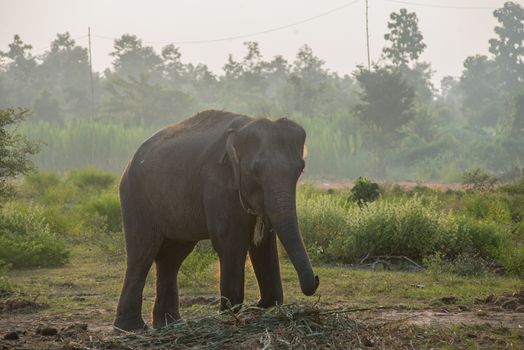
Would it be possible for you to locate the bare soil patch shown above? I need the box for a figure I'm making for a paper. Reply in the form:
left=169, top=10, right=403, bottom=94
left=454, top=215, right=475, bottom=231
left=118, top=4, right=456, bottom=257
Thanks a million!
left=0, top=298, right=47, bottom=314
left=0, top=299, right=522, bottom=349
left=305, top=179, right=464, bottom=192
left=477, top=288, right=524, bottom=312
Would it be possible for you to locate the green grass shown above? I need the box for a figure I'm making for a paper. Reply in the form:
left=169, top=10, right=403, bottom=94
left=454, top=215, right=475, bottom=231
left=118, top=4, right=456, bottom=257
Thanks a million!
left=5, top=246, right=521, bottom=325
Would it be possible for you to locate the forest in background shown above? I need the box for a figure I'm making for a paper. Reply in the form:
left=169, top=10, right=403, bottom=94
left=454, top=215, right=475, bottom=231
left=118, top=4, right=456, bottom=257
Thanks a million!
left=1, top=2, right=524, bottom=181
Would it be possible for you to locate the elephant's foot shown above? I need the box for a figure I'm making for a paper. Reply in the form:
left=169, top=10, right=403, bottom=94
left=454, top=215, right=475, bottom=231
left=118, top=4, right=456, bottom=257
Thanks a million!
left=152, top=311, right=180, bottom=329
left=113, top=314, right=147, bottom=332
left=257, top=297, right=283, bottom=308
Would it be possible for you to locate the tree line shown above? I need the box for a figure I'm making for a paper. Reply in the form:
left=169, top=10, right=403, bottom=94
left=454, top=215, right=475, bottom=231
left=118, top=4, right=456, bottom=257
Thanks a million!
left=1, top=2, right=523, bottom=180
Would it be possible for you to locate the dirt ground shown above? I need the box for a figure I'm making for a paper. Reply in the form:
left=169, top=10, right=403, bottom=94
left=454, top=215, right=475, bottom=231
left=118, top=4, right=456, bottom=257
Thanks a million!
left=1, top=291, right=523, bottom=349
left=305, top=179, right=464, bottom=192
left=0, top=246, right=522, bottom=349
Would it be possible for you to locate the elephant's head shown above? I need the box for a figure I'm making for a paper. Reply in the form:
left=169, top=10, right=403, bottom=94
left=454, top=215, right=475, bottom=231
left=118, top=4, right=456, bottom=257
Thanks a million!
left=224, top=118, right=319, bottom=296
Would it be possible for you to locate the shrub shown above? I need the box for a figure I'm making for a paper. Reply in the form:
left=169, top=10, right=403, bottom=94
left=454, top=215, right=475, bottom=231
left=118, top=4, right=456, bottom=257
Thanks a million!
left=23, top=171, right=60, bottom=196
left=462, top=168, right=498, bottom=192
left=296, top=190, right=505, bottom=265
left=461, top=193, right=512, bottom=223
left=67, top=168, right=117, bottom=192
left=423, top=252, right=490, bottom=276
left=81, top=192, right=122, bottom=233
left=0, top=108, right=39, bottom=199
left=0, top=259, right=11, bottom=295
left=329, top=197, right=447, bottom=262
left=499, top=176, right=524, bottom=195
left=348, top=177, right=380, bottom=205
left=0, top=202, right=69, bottom=268
left=179, top=243, right=216, bottom=287
left=83, top=213, right=125, bottom=258
left=296, top=188, right=349, bottom=261
left=497, top=244, right=524, bottom=277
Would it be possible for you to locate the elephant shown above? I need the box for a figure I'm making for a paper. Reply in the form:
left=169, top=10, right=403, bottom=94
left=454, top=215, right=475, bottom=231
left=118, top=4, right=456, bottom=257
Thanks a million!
left=113, top=110, right=319, bottom=331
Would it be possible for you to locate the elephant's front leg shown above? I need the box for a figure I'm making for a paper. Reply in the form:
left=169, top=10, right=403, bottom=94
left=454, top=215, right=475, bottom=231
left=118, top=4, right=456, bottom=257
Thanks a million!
left=249, top=229, right=283, bottom=307
left=205, top=187, right=254, bottom=311
left=214, top=234, right=250, bottom=311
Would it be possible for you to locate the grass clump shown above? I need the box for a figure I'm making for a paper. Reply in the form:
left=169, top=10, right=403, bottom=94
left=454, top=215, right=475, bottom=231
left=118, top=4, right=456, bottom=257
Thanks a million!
left=0, top=202, right=69, bottom=268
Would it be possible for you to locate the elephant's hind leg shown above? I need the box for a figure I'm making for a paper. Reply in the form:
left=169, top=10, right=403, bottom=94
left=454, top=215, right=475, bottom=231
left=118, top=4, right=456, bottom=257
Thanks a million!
left=152, top=239, right=197, bottom=329
left=114, top=227, right=163, bottom=331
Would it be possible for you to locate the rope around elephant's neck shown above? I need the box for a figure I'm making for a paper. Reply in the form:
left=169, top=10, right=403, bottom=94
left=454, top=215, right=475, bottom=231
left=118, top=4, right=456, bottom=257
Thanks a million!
left=238, top=190, right=257, bottom=216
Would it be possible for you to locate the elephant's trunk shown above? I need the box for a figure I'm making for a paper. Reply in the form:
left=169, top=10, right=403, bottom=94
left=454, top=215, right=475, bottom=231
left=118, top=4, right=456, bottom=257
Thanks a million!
left=265, top=187, right=319, bottom=296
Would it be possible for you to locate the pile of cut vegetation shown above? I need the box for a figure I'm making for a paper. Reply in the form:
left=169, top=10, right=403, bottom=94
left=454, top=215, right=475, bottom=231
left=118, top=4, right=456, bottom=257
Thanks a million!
left=90, top=304, right=479, bottom=349
left=95, top=304, right=377, bottom=349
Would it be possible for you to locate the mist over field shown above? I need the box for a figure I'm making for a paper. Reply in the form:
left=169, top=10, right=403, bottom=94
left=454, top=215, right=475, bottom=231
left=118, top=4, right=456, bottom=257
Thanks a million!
left=0, top=0, right=522, bottom=181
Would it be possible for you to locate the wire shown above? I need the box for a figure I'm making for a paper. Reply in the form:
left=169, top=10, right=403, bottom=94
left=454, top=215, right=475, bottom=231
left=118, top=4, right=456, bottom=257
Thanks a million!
left=91, top=0, right=363, bottom=45
left=383, top=0, right=498, bottom=10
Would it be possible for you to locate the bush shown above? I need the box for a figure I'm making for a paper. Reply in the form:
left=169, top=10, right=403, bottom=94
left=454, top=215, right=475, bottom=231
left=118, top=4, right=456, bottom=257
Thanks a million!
left=296, top=190, right=505, bottom=265
left=23, top=171, right=60, bottom=196
left=462, top=168, right=498, bottom=192
left=81, top=192, right=122, bottom=233
left=461, top=193, right=512, bottom=223
left=329, top=197, right=448, bottom=262
left=297, top=187, right=349, bottom=261
left=497, top=244, right=524, bottom=277
left=499, top=176, right=524, bottom=195
left=67, top=168, right=117, bottom=192
left=80, top=210, right=125, bottom=259
left=0, top=259, right=11, bottom=295
left=348, top=177, right=380, bottom=205
left=179, top=242, right=216, bottom=287
left=423, top=252, right=490, bottom=276
left=0, top=202, right=69, bottom=268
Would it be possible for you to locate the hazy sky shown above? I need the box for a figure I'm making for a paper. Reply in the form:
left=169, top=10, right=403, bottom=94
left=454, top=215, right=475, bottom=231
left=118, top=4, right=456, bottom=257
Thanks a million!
left=0, top=0, right=513, bottom=85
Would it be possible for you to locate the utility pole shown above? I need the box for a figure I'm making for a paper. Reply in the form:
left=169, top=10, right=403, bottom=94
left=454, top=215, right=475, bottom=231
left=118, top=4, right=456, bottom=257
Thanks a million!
left=88, top=27, right=95, bottom=121
left=365, top=0, right=371, bottom=70
left=88, top=27, right=95, bottom=165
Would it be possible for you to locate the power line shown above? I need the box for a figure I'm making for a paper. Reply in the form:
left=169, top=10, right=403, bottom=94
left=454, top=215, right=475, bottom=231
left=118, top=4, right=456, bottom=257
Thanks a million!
left=383, top=0, right=498, bottom=10
left=32, top=35, right=88, bottom=54
left=91, top=0, right=363, bottom=45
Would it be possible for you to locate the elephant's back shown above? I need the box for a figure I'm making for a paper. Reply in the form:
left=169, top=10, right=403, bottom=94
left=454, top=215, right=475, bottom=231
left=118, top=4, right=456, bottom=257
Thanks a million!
left=135, top=110, right=249, bottom=161
left=119, top=110, right=251, bottom=237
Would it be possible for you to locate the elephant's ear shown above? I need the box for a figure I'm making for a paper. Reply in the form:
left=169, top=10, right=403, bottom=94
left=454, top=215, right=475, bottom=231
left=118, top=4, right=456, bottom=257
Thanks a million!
left=222, top=129, right=240, bottom=190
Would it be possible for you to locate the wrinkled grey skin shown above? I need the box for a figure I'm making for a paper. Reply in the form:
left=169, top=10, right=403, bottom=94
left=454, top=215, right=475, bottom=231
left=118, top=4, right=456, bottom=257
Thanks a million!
left=114, top=110, right=319, bottom=331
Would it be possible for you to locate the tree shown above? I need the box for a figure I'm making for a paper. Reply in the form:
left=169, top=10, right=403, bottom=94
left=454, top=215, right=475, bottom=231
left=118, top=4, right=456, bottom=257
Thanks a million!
left=286, top=45, right=332, bottom=115
left=32, top=90, right=63, bottom=122
left=489, top=1, right=524, bottom=89
left=0, top=35, right=36, bottom=78
left=0, top=35, right=37, bottom=109
left=511, top=89, right=524, bottom=137
left=102, top=74, right=192, bottom=124
left=109, top=34, right=162, bottom=80
left=459, top=55, right=505, bottom=127
left=354, top=65, right=415, bottom=177
left=161, top=44, right=185, bottom=83
left=0, top=109, right=38, bottom=198
left=383, top=9, right=426, bottom=67
left=39, top=32, right=92, bottom=119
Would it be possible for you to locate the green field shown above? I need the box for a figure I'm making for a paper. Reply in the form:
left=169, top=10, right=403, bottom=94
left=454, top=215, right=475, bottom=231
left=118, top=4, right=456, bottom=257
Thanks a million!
left=1, top=170, right=523, bottom=349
